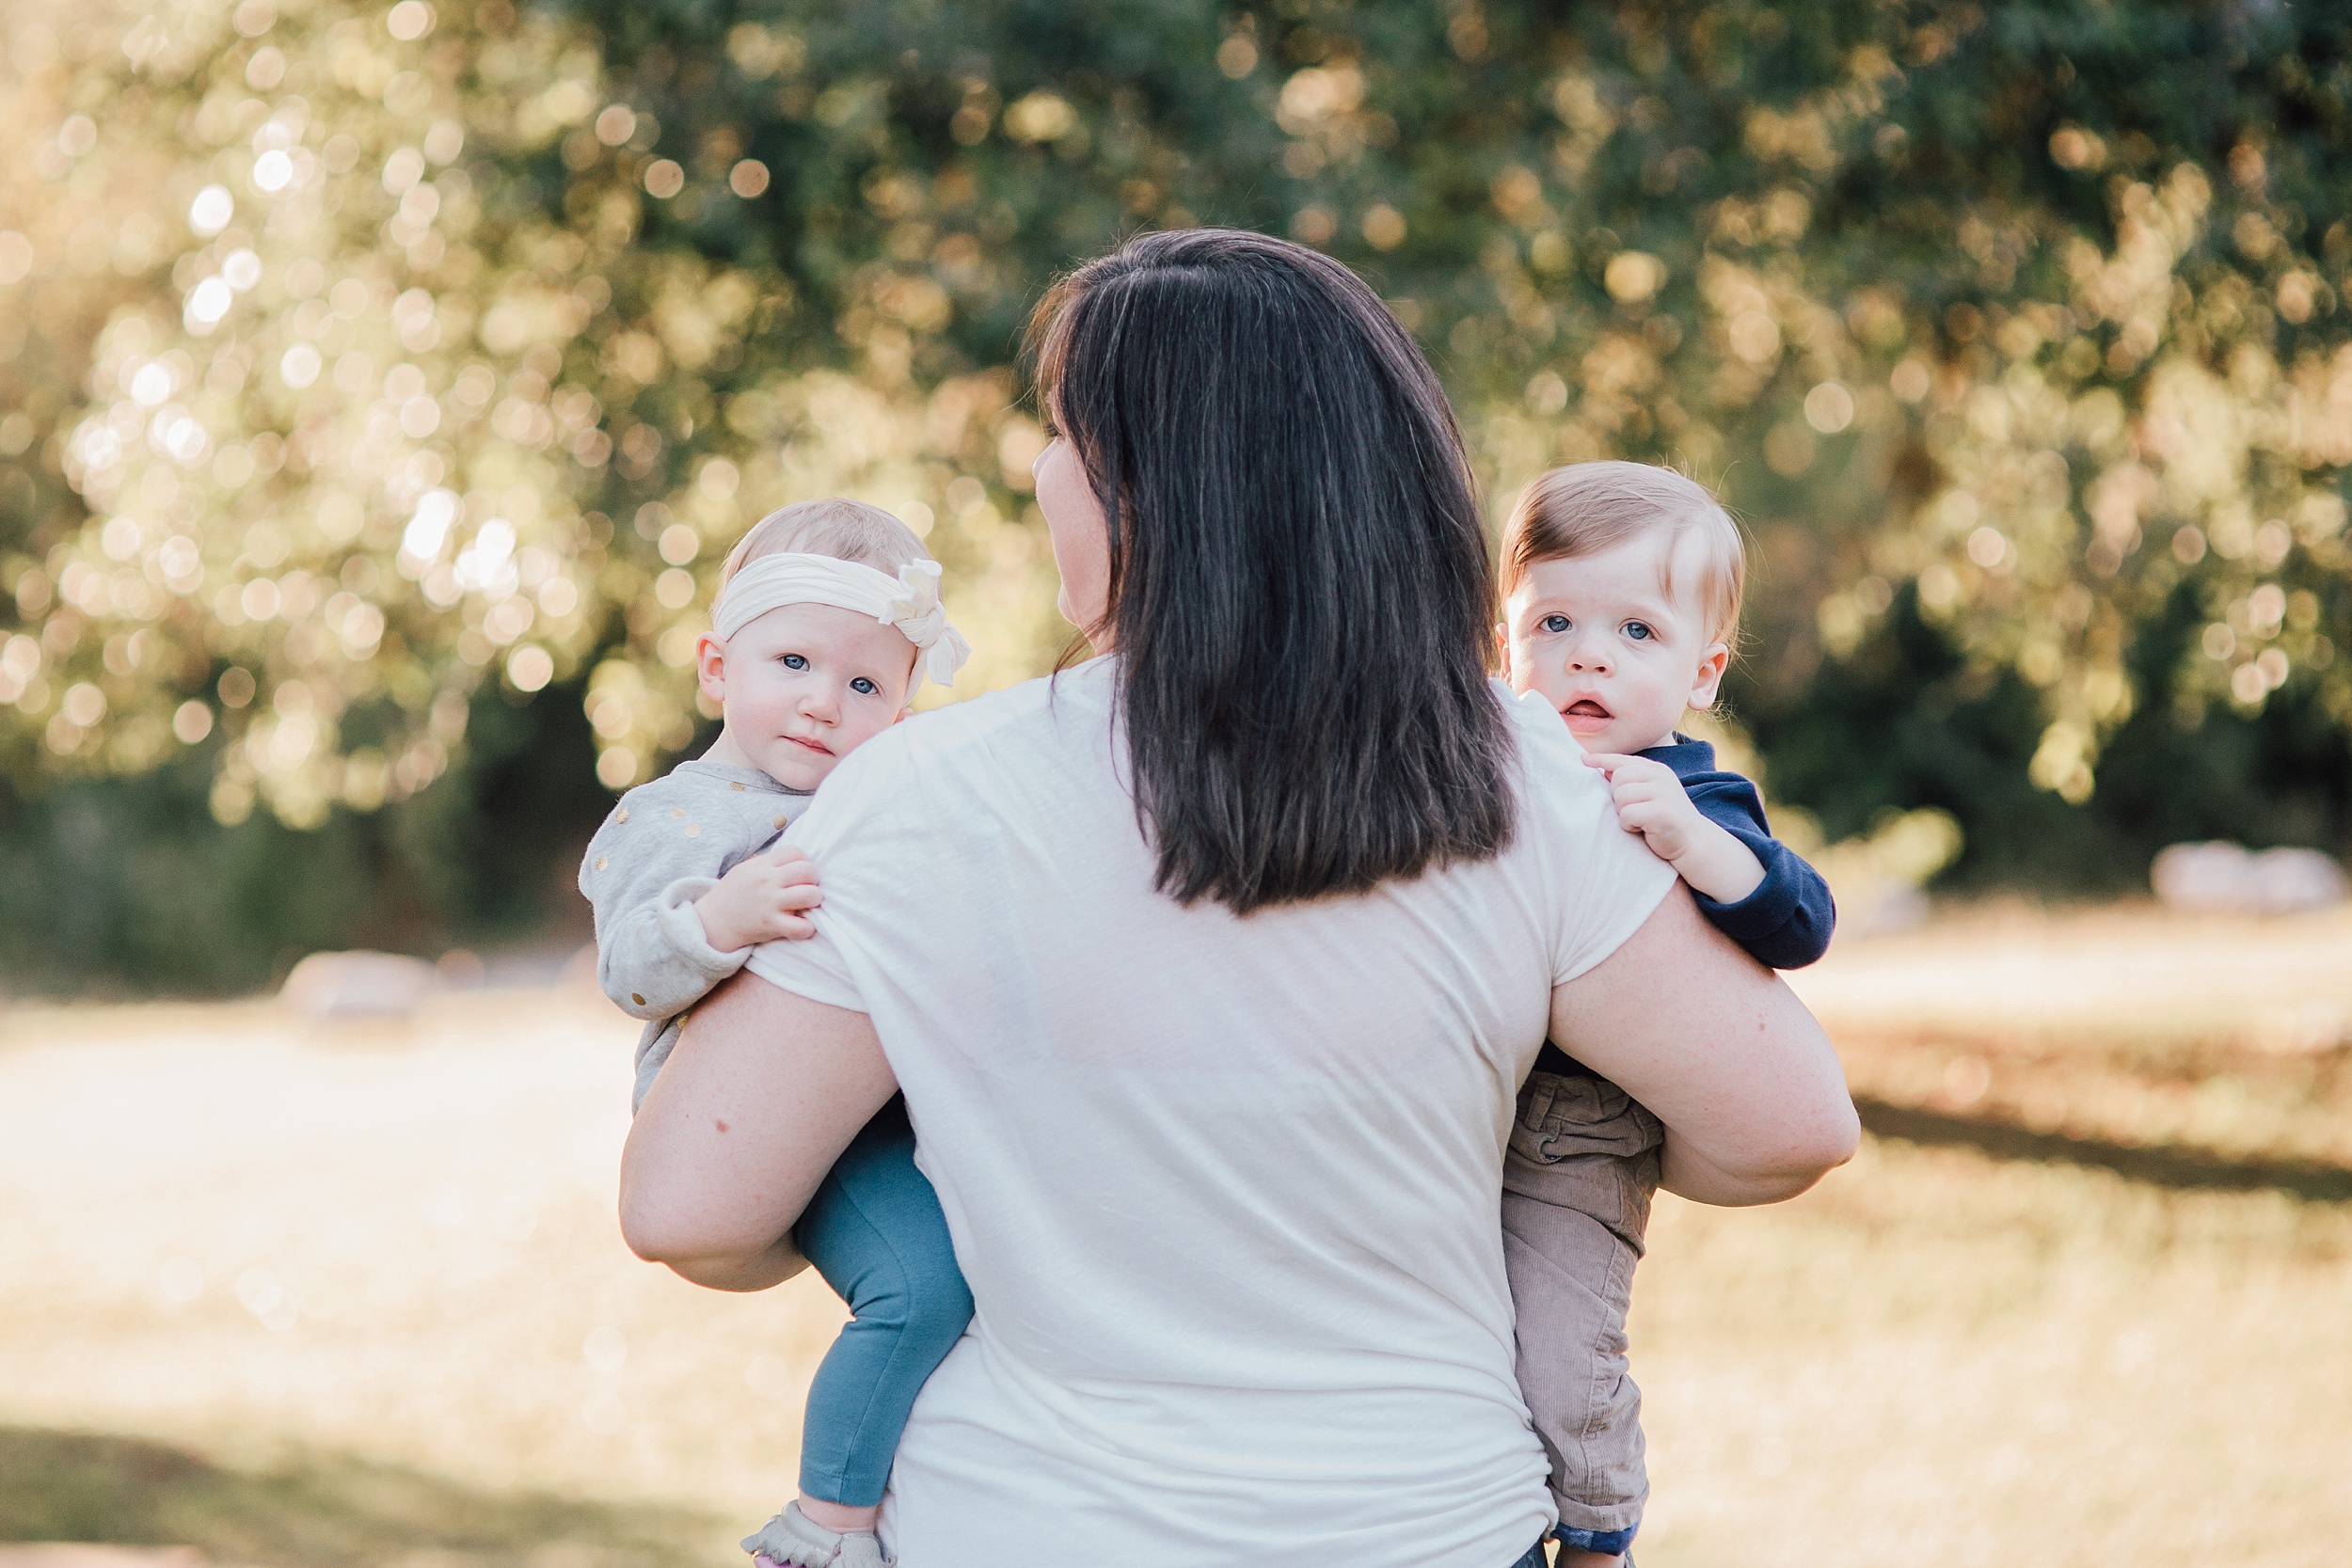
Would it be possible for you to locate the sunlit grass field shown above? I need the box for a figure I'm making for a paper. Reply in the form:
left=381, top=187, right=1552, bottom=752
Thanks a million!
left=3, top=904, right=2347, bottom=1567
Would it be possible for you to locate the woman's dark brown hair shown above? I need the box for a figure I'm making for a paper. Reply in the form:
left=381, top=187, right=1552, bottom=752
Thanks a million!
left=1030, top=229, right=1516, bottom=913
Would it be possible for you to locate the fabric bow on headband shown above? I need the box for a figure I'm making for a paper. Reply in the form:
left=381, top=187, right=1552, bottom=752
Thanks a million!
left=712, top=553, right=973, bottom=691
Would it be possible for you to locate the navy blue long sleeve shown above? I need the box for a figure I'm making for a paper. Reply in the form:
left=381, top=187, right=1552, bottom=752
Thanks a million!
left=1635, top=736, right=1836, bottom=972
left=1531, top=735, right=1837, bottom=1083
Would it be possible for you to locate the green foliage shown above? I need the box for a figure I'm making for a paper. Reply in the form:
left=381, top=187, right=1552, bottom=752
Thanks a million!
left=5, top=0, right=2352, bottom=988
left=0, top=678, right=605, bottom=994
left=1743, top=584, right=2352, bottom=891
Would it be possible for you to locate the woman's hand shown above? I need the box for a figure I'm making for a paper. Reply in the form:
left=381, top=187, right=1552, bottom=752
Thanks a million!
left=619, top=967, right=899, bottom=1288
left=1548, top=887, right=1858, bottom=1206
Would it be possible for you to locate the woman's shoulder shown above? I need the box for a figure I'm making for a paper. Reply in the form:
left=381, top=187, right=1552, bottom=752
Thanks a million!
left=1484, top=680, right=1679, bottom=978
left=878, top=658, right=1117, bottom=778
left=1486, top=681, right=1638, bottom=863
left=802, top=661, right=1116, bottom=828
left=1493, top=681, right=1601, bottom=799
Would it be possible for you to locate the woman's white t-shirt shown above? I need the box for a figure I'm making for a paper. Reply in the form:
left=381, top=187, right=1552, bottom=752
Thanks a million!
left=747, top=657, right=1674, bottom=1568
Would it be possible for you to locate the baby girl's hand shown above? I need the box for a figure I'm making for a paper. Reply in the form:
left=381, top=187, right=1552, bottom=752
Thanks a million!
left=694, top=847, right=824, bottom=953
left=1581, top=753, right=1706, bottom=862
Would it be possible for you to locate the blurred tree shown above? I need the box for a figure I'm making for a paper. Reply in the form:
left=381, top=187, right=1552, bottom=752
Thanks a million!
left=5, top=0, right=2352, bottom=985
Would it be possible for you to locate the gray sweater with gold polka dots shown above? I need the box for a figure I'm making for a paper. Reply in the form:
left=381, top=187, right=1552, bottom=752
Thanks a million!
left=577, top=759, right=817, bottom=1110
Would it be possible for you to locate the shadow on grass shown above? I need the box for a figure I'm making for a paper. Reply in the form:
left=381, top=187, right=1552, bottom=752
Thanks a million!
left=1855, top=1097, right=2352, bottom=1203
left=0, top=1427, right=728, bottom=1568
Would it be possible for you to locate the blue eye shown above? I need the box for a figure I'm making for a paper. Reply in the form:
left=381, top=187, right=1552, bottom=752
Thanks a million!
left=1539, top=613, right=1570, bottom=634
left=1623, top=622, right=1654, bottom=641
left=850, top=676, right=878, bottom=696
left=781, top=653, right=807, bottom=669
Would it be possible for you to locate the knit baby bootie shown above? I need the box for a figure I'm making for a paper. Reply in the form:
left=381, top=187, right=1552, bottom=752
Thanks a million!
left=742, top=1501, right=892, bottom=1568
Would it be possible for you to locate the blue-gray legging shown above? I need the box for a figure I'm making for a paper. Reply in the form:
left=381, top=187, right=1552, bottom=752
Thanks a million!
left=792, top=1095, right=975, bottom=1507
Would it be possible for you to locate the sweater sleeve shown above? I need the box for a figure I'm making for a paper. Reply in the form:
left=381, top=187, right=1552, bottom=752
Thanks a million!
left=1677, top=773, right=1837, bottom=970
left=594, top=876, right=747, bottom=1018
left=578, top=782, right=753, bottom=1020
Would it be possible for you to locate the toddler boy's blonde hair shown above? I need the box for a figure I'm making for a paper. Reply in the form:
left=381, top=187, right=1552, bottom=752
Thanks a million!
left=719, top=498, right=933, bottom=590
left=1500, top=461, right=1746, bottom=647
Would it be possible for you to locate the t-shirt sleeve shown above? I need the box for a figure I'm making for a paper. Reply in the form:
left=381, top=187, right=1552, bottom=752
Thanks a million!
left=743, top=925, right=866, bottom=1011
left=739, top=728, right=925, bottom=1015
left=1502, top=689, right=1679, bottom=985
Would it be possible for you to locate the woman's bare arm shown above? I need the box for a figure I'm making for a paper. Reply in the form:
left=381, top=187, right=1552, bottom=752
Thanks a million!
left=619, top=966, right=899, bottom=1290
left=1548, top=885, right=1858, bottom=1205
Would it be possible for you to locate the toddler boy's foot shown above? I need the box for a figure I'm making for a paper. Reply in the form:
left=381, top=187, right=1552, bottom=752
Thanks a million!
left=743, top=1501, right=891, bottom=1568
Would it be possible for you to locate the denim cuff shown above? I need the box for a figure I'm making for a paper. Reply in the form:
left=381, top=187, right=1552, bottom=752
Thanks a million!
left=1552, top=1523, right=1638, bottom=1555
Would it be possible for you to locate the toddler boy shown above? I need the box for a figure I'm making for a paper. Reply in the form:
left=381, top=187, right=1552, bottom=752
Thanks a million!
left=1496, top=461, right=1835, bottom=1565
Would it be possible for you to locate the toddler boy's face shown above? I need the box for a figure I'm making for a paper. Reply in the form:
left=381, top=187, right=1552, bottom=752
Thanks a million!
left=697, top=602, right=917, bottom=790
left=1501, top=530, right=1729, bottom=755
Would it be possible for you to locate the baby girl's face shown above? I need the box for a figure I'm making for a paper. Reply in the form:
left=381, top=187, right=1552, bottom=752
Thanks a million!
left=697, top=602, right=917, bottom=790
left=1501, top=530, right=1728, bottom=755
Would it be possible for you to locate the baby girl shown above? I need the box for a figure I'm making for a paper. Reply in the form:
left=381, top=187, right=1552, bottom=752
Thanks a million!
left=580, top=499, right=974, bottom=1568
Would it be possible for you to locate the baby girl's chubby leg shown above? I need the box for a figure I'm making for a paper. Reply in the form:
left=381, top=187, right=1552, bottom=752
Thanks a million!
left=743, top=1097, right=973, bottom=1568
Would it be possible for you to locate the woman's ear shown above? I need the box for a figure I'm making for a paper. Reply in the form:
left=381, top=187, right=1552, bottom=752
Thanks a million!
left=695, top=634, right=729, bottom=705
left=1688, top=642, right=1731, bottom=709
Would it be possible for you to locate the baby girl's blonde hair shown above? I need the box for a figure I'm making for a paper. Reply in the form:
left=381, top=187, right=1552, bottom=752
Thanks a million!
left=719, top=498, right=933, bottom=589
left=1500, top=461, right=1746, bottom=647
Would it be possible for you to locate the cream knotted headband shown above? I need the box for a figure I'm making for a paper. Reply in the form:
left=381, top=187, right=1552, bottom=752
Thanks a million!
left=712, top=553, right=972, bottom=691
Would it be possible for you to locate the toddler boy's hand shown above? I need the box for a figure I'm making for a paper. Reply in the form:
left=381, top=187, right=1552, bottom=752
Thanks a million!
left=694, top=847, right=824, bottom=953
left=1581, top=753, right=1706, bottom=860
left=1581, top=752, right=1766, bottom=905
